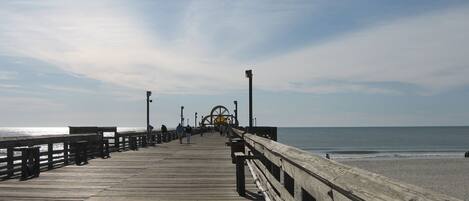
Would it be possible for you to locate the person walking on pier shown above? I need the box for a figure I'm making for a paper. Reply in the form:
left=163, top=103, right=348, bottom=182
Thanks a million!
left=161, top=124, right=168, bottom=142
left=185, top=125, right=192, bottom=144
left=176, top=123, right=184, bottom=144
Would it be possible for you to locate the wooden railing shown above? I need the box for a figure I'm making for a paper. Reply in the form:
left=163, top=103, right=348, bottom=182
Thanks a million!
left=0, top=127, right=205, bottom=180
left=231, top=129, right=461, bottom=201
left=0, top=134, right=101, bottom=180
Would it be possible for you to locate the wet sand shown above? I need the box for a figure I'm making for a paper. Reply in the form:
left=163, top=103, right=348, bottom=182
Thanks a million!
left=340, top=158, right=469, bottom=200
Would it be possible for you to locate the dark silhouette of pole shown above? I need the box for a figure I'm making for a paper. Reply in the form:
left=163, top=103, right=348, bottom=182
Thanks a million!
left=245, top=70, right=253, bottom=129
left=180, top=106, right=184, bottom=126
left=146, top=91, right=152, bottom=133
left=234, top=100, right=238, bottom=127
left=146, top=91, right=153, bottom=145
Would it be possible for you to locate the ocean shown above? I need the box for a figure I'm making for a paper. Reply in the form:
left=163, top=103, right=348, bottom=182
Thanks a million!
left=278, top=127, right=469, bottom=160
left=1, top=126, right=468, bottom=159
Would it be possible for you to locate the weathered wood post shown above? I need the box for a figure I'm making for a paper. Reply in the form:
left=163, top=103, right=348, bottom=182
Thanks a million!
left=6, top=148, right=14, bottom=178
left=157, top=132, right=162, bottom=144
left=19, top=146, right=40, bottom=180
left=142, top=136, right=147, bottom=147
left=235, top=152, right=246, bottom=196
left=230, top=139, right=245, bottom=164
left=129, top=137, right=138, bottom=151
left=63, top=142, right=69, bottom=165
left=115, top=135, right=120, bottom=151
left=101, top=139, right=110, bottom=158
left=73, top=141, right=88, bottom=165
left=48, top=143, right=53, bottom=169
left=122, top=136, right=127, bottom=150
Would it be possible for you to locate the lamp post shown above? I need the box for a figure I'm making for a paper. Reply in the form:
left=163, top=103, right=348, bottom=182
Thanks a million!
left=245, top=70, right=253, bottom=129
left=233, top=100, right=238, bottom=127
left=146, top=91, right=152, bottom=133
left=195, top=112, right=198, bottom=128
left=146, top=91, right=153, bottom=145
left=180, top=106, right=184, bottom=126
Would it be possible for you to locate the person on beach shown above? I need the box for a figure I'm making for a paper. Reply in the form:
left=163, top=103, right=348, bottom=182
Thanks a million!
left=176, top=123, right=184, bottom=144
left=185, top=125, right=192, bottom=144
left=161, top=124, right=168, bottom=142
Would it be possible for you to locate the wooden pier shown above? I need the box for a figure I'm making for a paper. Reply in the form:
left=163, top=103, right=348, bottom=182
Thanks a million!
left=0, top=125, right=463, bottom=201
left=0, top=132, right=261, bottom=201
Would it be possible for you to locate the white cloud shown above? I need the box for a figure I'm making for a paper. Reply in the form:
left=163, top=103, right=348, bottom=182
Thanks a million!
left=0, top=83, right=20, bottom=89
left=0, top=1, right=468, bottom=95
left=41, top=85, right=96, bottom=94
left=255, top=5, right=469, bottom=94
left=0, top=71, right=17, bottom=80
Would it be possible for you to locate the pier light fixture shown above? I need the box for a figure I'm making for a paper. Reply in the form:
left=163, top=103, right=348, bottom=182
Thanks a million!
left=146, top=91, right=153, bottom=144
left=245, top=69, right=253, bottom=129
left=180, top=106, right=184, bottom=126
left=233, top=101, right=238, bottom=127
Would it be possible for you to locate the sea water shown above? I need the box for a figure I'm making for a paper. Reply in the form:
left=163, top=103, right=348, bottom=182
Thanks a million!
left=1, top=126, right=468, bottom=159
left=0, top=127, right=145, bottom=137
left=278, top=127, right=469, bottom=160
left=0, top=127, right=146, bottom=155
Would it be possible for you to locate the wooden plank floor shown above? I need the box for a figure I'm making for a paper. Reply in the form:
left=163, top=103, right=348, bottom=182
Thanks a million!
left=0, top=132, right=263, bottom=201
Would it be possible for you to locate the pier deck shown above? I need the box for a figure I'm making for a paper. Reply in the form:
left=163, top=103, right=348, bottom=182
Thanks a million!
left=0, top=132, right=261, bottom=201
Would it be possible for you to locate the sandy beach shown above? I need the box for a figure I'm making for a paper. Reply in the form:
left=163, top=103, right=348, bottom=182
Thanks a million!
left=340, top=158, right=469, bottom=200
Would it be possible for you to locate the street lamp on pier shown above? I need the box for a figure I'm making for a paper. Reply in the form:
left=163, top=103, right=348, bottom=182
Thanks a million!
left=245, top=70, right=253, bottom=129
left=233, top=100, right=238, bottom=127
left=180, top=106, right=184, bottom=126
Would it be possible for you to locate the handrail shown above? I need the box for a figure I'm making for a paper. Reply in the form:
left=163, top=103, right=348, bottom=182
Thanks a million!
left=0, top=127, right=207, bottom=180
left=0, top=134, right=98, bottom=148
left=233, top=128, right=460, bottom=201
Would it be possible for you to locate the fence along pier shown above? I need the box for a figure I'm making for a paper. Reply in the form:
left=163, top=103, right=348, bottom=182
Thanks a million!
left=0, top=124, right=463, bottom=201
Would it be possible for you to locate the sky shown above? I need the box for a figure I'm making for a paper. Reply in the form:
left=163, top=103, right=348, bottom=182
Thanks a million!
left=1, top=0, right=469, bottom=127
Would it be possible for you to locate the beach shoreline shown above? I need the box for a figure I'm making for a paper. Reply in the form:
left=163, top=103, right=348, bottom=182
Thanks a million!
left=339, top=157, right=469, bottom=200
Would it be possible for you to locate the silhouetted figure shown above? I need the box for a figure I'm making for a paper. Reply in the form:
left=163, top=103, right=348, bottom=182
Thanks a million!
left=161, top=124, right=168, bottom=142
left=465, top=151, right=469, bottom=158
left=185, top=125, right=192, bottom=144
left=176, top=123, right=184, bottom=144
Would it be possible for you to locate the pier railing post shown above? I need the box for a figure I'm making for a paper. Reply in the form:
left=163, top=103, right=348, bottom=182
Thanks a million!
left=72, top=141, right=88, bottom=165
left=129, top=137, right=138, bottom=150
left=157, top=132, right=162, bottom=144
left=48, top=143, right=53, bottom=169
left=6, top=148, right=14, bottom=178
left=19, top=146, right=40, bottom=180
left=230, top=139, right=245, bottom=164
left=64, top=142, right=69, bottom=165
left=235, top=152, right=246, bottom=196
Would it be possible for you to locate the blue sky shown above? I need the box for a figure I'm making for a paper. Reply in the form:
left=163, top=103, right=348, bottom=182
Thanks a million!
left=1, top=0, right=469, bottom=127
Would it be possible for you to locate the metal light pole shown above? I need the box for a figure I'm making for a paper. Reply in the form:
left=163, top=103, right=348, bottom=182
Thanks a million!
left=245, top=70, right=253, bottom=129
left=195, top=112, right=198, bottom=128
left=146, top=91, right=153, bottom=145
left=254, top=117, right=257, bottom=127
left=146, top=91, right=152, bottom=133
left=180, top=106, right=184, bottom=126
left=233, top=100, right=238, bottom=127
